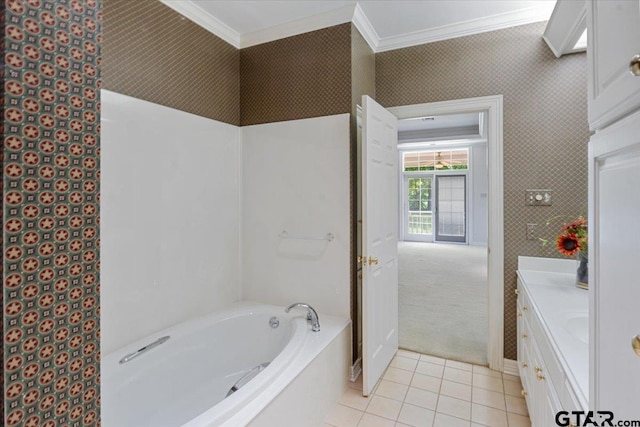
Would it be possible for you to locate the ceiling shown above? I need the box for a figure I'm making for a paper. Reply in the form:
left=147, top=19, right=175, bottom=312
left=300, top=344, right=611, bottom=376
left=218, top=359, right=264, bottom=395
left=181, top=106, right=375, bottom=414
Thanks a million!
left=160, top=0, right=557, bottom=51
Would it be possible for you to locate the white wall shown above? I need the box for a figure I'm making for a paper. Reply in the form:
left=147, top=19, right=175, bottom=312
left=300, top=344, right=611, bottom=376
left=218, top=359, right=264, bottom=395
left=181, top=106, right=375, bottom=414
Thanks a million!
left=470, top=143, right=488, bottom=245
left=101, top=90, right=240, bottom=354
left=241, top=115, right=351, bottom=318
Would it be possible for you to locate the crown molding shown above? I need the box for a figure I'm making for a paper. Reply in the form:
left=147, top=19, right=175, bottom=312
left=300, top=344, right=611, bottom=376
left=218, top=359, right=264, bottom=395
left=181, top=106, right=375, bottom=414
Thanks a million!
left=352, top=3, right=379, bottom=52
left=160, top=1, right=555, bottom=53
left=240, top=4, right=356, bottom=48
left=375, top=6, right=554, bottom=53
left=159, top=0, right=241, bottom=48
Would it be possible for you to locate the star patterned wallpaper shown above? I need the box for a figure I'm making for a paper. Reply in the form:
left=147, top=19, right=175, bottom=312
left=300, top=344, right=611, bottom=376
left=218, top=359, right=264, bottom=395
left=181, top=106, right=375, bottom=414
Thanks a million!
left=2, top=0, right=101, bottom=425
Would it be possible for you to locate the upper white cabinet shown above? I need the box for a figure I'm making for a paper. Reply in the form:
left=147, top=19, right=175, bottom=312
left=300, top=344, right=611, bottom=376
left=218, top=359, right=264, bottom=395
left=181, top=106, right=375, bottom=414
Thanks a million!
left=587, top=0, right=640, bottom=130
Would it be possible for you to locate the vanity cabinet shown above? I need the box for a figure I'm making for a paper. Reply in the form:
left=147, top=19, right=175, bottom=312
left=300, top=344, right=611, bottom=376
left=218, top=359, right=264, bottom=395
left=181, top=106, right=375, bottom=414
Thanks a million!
left=587, top=0, right=640, bottom=417
left=587, top=0, right=640, bottom=130
left=517, top=275, right=586, bottom=427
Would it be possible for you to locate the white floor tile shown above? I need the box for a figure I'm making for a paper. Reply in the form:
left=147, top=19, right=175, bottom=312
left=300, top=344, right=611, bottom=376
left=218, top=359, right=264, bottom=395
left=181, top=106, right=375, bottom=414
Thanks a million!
left=471, top=387, right=505, bottom=411
left=397, top=403, right=435, bottom=427
left=391, top=356, right=419, bottom=372
left=358, top=413, right=397, bottom=427
left=502, top=379, right=523, bottom=397
left=436, top=395, right=471, bottom=421
left=397, top=349, right=421, bottom=360
left=366, top=395, right=403, bottom=421
left=415, top=361, right=445, bottom=378
left=505, top=395, right=528, bottom=416
left=404, top=387, right=438, bottom=411
left=471, top=373, right=503, bottom=393
left=507, top=412, right=532, bottom=427
left=470, top=403, right=508, bottom=427
left=384, top=367, right=414, bottom=385
left=440, top=380, right=472, bottom=402
left=339, top=387, right=371, bottom=411
left=471, top=365, right=502, bottom=379
left=502, top=373, right=521, bottom=383
left=443, top=367, right=472, bottom=386
left=420, top=354, right=446, bottom=365
left=325, top=403, right=364, bottom=427
left=410, top=372, right=442, bottom=393
left=376, top=380, right=409, bottom=402
left=433, top=412, right=472, bottom=427
left=445, top=360, right=473, bottom=372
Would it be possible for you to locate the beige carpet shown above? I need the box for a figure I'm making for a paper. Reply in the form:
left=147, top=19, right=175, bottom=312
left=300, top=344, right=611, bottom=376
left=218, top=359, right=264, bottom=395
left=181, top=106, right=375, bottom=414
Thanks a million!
left=398, top=242, right=488, bottom=365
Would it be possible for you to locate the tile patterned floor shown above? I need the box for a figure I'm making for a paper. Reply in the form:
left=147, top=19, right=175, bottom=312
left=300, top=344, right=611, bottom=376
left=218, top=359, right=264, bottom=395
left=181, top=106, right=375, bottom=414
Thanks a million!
left=323, top=350, right=530, bottom=427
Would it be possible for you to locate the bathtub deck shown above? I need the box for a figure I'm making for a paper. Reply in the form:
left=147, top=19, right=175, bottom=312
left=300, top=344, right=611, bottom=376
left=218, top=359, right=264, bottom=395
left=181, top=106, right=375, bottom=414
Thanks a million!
left=323, top=350, right=530, bottom=427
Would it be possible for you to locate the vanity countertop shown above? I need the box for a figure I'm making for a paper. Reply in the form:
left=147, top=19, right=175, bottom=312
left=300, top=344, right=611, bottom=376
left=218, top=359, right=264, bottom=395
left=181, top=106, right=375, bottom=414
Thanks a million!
left=517, top=256, right=588, bottom=409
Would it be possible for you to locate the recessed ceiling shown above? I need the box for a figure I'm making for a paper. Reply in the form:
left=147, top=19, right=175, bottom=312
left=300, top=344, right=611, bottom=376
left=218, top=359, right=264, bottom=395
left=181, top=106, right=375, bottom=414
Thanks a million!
left=398, top=113, right=480, bottom=133
left=160, top=0, right=557, bottom=51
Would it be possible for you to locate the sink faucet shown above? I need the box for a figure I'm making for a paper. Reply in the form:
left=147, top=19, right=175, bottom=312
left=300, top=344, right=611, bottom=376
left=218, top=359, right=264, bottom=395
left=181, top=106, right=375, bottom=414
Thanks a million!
left=285, top=303, right=321, bottom=332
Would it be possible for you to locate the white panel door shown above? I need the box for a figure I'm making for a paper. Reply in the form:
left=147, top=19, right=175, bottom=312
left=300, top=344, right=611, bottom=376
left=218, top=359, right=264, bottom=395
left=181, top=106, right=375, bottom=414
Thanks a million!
left=362, top=95, right=399, bottom=396
left=590, top=109, right=640, bottom=418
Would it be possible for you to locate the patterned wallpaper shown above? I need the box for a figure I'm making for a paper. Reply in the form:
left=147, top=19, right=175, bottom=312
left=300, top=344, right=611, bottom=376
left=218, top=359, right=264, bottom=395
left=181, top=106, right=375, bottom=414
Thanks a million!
left=376, top=22, right=590, bottom=360
left=240, top=23, right=352, bottom=126
left=101, top=0, right=239, bottom=125
left=3, top=0, right=102, bottom=425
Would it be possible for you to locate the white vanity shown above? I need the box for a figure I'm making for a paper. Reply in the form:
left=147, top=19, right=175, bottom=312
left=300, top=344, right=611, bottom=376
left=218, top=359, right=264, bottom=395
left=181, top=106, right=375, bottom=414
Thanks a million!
left=517, top=256, right=588, bottom=427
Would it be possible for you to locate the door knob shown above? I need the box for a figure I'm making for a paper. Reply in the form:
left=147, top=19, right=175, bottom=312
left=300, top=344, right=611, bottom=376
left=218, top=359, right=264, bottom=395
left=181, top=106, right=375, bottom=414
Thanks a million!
left=357, top=256, right=367, bottom=266
left=368, top=256, right=379, bottom=265
left=630, top=54, right=640, bottom=76
left=631, top=335, right=640, bottom=356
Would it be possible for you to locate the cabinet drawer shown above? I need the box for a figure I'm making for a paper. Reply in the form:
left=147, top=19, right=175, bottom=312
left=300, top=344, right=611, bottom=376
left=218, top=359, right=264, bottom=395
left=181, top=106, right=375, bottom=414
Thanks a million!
left=527, top=305, right=566, bottom=396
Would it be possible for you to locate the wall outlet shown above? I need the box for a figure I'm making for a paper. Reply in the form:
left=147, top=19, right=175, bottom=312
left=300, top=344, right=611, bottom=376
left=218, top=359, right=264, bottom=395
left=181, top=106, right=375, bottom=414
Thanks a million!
left=526, top=223, right=537, bottom=240
left=525, top=189, right=552, bottom=206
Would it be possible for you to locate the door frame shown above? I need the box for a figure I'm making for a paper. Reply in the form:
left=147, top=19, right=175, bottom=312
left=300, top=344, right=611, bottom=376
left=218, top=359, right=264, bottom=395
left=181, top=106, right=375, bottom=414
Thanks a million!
left=389, top=95, right=505, bottom=372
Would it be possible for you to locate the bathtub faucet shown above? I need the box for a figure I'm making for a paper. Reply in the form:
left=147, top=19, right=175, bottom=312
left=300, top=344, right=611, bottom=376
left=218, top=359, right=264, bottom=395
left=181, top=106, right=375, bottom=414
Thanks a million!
left=285, top=303, right=321, bottom=332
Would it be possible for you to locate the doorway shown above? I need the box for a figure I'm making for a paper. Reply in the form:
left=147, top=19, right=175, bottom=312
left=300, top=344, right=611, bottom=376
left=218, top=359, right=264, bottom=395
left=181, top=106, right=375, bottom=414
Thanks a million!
left=388, top=96, right=504, bottom=370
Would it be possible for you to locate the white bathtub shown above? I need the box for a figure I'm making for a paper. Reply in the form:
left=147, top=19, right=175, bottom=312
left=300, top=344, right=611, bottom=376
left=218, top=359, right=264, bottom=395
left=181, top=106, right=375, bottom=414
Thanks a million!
left=102, top=302, right=350, bottom=427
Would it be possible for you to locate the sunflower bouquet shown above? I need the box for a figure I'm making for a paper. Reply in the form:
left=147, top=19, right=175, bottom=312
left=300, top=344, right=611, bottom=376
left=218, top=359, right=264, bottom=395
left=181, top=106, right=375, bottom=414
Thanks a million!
left=540, top=216, right=588, bottom=257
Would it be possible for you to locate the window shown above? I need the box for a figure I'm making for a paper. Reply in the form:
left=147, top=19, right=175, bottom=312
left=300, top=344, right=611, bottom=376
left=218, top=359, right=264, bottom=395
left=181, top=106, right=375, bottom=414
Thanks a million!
left=402, top=149, right=469, bottom=172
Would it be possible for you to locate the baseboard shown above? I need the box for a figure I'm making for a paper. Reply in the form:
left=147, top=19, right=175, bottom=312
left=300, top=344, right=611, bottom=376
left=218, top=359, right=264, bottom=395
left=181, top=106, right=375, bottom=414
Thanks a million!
left=350, top=357, right=362, bottom=382
left=503, top=358, right=520, bottom=377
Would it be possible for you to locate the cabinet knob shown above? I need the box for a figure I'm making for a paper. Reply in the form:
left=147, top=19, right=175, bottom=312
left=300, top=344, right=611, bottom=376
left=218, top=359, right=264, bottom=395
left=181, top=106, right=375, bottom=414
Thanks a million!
left=522, top=306, right=528, bottom=311
left=521, top=389, right=528, bottom=397
left=537, top=373, right=546, bottom=381
left=514, top=288, right=519, bottom=295
left=631, top=54, right=640, bottom=76
left=522, top=361, right=528, bottom=368
left=368, top=256, right=379, bottom=265
left=521, top=333, right=528, bottom=339
left=517, top=312, right=522, bottom=318
left=534, top=366, right=542, bottom=373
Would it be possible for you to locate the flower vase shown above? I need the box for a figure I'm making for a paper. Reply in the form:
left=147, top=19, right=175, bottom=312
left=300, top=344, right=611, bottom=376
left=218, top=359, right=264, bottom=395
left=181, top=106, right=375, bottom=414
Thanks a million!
left=576, top=251, right=588, bottom=290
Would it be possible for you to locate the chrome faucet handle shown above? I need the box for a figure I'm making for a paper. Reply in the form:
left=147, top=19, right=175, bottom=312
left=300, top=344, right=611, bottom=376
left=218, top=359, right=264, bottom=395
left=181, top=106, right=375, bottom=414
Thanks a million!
left=285, top=303, right=321, bottom=332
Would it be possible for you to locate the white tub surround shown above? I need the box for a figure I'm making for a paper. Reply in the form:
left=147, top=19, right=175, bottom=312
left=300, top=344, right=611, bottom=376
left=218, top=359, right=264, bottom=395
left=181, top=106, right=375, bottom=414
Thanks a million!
left=101, top=90, right=241, bottom=354
left=102, top=302, right=350, bottom=427
left=516, top=256, right=588, bottom=426
left=241, top=114, right=351, bottom=319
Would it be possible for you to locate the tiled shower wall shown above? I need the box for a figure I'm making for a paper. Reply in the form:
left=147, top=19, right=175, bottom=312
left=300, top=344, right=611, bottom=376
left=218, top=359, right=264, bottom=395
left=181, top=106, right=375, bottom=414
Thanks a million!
left=376, top=21, right=590, bottom=360
left=2, top=0, right=102, bottom=425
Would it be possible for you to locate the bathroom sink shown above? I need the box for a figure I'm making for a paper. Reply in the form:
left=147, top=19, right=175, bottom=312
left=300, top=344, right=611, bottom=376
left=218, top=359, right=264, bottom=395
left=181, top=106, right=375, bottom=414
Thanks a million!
left=561, top=312, right=588, bottom=344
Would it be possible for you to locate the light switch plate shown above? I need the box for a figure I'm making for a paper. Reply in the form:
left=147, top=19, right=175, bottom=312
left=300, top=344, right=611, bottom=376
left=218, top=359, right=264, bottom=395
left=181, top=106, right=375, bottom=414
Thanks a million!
left=525, top=189, right=552, bottom=206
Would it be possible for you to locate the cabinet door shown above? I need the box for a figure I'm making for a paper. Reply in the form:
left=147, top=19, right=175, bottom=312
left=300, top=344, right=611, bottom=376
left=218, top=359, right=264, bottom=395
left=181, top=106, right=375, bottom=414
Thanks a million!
left=587, top=0, right=640, bottom=130
left=589, top=110, right=640, bottom=418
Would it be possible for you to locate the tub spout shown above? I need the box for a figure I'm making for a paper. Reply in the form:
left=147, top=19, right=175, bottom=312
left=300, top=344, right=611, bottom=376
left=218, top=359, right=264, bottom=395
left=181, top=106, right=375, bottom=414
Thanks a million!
left=285, top=303, right=320, bottom=332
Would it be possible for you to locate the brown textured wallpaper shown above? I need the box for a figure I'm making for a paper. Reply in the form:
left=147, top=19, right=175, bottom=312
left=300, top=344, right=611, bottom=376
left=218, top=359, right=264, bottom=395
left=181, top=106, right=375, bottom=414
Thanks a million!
left=240, top=23, right=352, bottom=126
left=102, top=0, right=239, bottom=125
left=376, top=22, right=590, bottom=360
